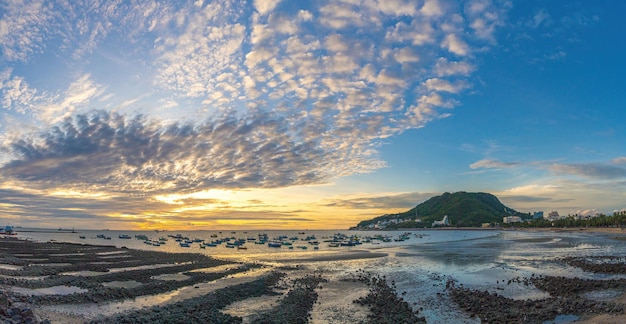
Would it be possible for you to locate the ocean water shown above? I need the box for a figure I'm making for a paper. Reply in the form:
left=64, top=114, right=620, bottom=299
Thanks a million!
left=12, top=228, right=626, bottom=322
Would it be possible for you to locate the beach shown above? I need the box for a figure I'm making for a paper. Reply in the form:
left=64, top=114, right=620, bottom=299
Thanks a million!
left=1, top=228, right=626, bottom=323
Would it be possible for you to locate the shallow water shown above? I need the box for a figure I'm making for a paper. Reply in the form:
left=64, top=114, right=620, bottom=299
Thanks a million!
left=0, top=264, right=22, bottom=270
left=101, top=280, right=143, bottom=289
left=12, top=285, right=88, bottom=296
left=15, top=228, right=626, bottom=323
left=41, top=267, right=274, bottom=319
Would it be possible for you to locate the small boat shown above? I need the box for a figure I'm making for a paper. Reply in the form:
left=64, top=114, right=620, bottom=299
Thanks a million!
left=119, top=234, right=132, bottom=239
left=237, top=246, right=248, bottom=250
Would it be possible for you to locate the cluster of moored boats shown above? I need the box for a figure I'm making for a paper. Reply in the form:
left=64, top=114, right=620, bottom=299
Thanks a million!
left=78, top=231, right=420, bottom=250
left=163, top=232, right=417, bottom=250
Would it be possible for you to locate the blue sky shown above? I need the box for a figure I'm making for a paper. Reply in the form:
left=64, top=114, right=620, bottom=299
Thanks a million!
left=0, top=0, right=624, bottom=230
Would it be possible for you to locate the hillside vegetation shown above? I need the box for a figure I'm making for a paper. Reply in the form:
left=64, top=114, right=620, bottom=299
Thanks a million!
left=355, top=192, right=526, bottom=228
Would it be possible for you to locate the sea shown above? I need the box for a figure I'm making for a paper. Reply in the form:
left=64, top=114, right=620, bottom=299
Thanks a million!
left=10, top=228, right=626, bottom=323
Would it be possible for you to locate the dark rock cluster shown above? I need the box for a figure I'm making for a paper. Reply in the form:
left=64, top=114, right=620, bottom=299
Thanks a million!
left=447, top=256, right=626, bottom=323
left=91, top=271, right=285, bottom=323
left=0, top=291, right=49, bottom=324
left=561, top=256, right=626, bottom=274
left=252, top=272, right=328, bottom=324
left=448, top=284, right=623, bottom=323
left=354, top=271, right=426, bottom=324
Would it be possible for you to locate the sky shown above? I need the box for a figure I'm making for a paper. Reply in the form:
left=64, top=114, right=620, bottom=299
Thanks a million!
left=1, top=0, right=625, bottom=230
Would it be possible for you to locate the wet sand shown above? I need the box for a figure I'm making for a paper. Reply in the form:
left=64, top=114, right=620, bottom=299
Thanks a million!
left=0, top=237, right=409, bottom=323
left=3, top=229, right=626, bottom=323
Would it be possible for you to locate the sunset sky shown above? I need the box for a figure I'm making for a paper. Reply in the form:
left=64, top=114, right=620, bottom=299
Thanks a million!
left=1, top=0, right=625, bottom=230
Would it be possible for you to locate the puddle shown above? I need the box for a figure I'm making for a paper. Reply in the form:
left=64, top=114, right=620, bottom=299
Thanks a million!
left=0, top=264, right=23, bottom=270
left=151, top=273, right=190, bottom=281
left=12, top=285, right=88, bottom=296
left=102, top=281, right=143, bottom=289
left=98, top=255, right=132, bottom=259
left=30, top=263, right=72, bottom=267
left=222, top=295, right=282, bottom=323
left=188, top=264, right=246, bottom=274
left=309, top=277, right=370, bottom=323
left=582, top=289, right=624, bottom=302
left=49, top=253, right=86, bottom=256
left=0, top=274, right=47, bottom=281
left=61, top=270, right=109, bottom=277
left=41, top=267, right=274, bottom=319
left=96, top=251, right=129, bottom=256
left=107, top=263, right=191, bottom=273
left=59, top=263, right=189, bottom=276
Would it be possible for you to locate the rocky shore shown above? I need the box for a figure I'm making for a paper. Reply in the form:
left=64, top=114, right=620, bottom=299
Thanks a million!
left=0, top=237, right=423, bottom=323
left=447, top=256, right=626, bottom=323
left=3, top=235, right=626, bottom=323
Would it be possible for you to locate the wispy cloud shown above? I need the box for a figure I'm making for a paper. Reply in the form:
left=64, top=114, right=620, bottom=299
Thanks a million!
left=547, top=163, right=626, bottom=180
left=612, top=157, right=626, bottom=164
left=319, top=192, right=437, bottom=210
left=470, top=159, right=520, bottom=169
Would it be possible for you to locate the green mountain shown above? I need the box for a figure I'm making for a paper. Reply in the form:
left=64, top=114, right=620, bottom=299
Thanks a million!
left=354, top=191, right=526, bottom=228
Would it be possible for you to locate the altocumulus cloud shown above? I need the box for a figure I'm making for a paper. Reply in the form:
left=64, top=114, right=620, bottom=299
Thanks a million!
left=0, top=0, right=509, bottom=195
left=1, top=110, right=382, bottom=193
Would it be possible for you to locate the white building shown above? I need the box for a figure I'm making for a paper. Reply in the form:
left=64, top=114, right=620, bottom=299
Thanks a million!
left=503, top=216, right=522, bottom=223
left=432, top=215, right=449, bottom=227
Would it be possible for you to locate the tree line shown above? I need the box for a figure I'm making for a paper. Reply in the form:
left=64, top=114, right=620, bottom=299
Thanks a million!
left=503, top=211, right=626, bottom=228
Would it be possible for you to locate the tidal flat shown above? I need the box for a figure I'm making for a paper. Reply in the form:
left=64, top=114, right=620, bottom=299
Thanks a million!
left=1, top=228, right=626, bottom=323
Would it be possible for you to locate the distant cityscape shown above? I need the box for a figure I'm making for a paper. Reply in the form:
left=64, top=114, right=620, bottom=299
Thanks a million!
left=362, top=210, right=606, bottom=229
left=503, top=210, right=603, bottom=224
